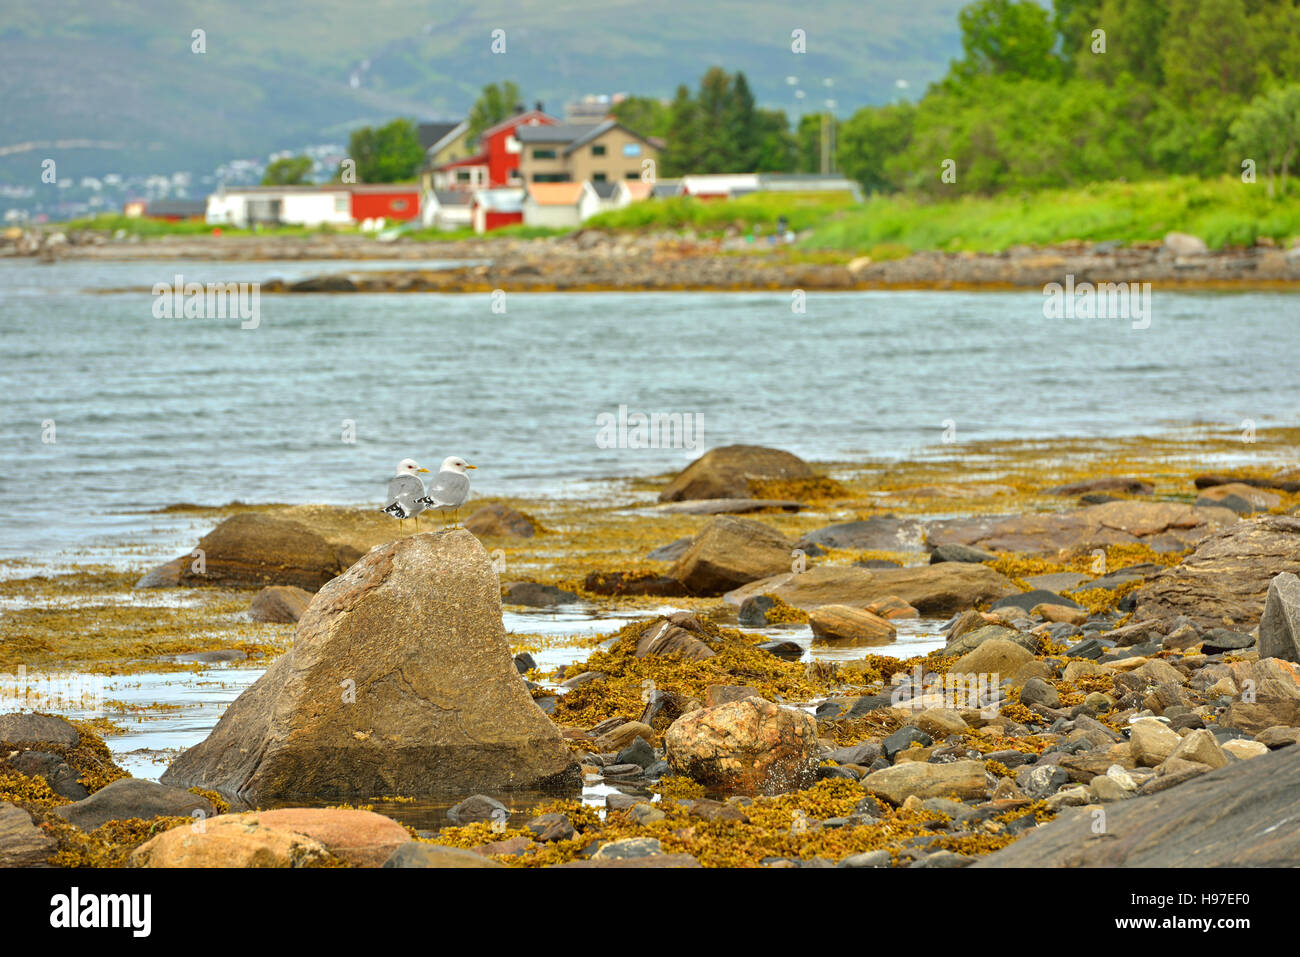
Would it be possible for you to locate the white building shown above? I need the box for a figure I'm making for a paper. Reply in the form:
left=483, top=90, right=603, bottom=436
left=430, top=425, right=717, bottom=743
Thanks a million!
left=521, top=181, right=600, bottom=229
left=678, top=173, right=762, bottom=199
left=422, top=189, right=473, bottom=231
left=206, top=186, right=353, bottom=228
left=612, top=180, right=654, bottom=208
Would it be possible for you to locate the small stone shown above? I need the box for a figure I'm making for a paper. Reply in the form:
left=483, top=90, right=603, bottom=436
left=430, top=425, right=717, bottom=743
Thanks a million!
left=1222, top=739, right=1269, bottom=760
left=1129, top=718, right=1181, bottom=767
left=1167, top=728, right=1228, bottom=769
left=593, top=837, right=662, bottom=860
left=882, top=726, right=933, bottom=759
left=526, top=812, right=576, bottom=842
left=629, top=803, right=666, bottom=825
left=838, top=849, right=892, bottom=868
left=1019, top=677, right=1061, bottom=709
left=615, top=736, right=656, bottom=769
left=446, top=794, right=509, bottom=826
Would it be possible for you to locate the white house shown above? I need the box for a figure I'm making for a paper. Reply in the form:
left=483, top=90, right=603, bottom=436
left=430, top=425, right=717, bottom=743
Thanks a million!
left=612, top=180, right=654, bottom=208
left=206, top=186, right=353, bottom=228
left=421, top=189, right=473, bottom=231
left=679, top=173, right=762, bottom=200
left=521, top=181, right=600, bottom=228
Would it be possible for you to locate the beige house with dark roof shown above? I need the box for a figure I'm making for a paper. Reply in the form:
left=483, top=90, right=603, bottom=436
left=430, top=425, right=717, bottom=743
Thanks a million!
left=516, top=119, right=660, bottom=185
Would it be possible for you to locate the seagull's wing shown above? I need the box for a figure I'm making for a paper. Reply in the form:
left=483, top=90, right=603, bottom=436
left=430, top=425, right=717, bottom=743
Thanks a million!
left=419, top=470, right=469, bottom=507
left=383, top=474, right=427, bottom=518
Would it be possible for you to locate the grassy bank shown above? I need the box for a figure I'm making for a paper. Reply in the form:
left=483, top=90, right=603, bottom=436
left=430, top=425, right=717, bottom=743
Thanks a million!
left=804, top=176, right=1300, bottom=256
left=585, top=191, right=857, bottom=234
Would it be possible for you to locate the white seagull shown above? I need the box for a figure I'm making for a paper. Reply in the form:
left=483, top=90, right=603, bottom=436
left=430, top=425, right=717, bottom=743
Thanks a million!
left=418, top=455, right=476, bottom=526
left=381, top=458, right=430, bottom=531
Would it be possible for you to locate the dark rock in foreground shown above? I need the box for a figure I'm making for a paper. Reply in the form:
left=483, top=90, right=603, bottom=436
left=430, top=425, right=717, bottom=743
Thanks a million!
left=974, top=744, right=1300, bottom=866
left=161, top=529, right=579, bottom=803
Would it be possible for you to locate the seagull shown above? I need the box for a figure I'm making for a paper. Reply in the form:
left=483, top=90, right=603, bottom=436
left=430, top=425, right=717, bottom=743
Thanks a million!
left=418, top=455, right=476, bottom=527
left=381, top=458, right=430, bottom=532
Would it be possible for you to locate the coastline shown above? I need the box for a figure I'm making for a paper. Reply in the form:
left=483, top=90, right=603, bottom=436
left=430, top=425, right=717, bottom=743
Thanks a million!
left=12, top=231, right=1300, bottom=292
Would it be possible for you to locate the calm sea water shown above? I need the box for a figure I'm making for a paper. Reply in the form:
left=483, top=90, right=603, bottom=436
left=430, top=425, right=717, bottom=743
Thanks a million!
left=1, top=258, right=1297, bottom=562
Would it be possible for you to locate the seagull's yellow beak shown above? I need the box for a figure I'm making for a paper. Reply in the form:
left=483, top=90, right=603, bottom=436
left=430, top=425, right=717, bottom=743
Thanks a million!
left=417, top=468, right=430, bottom=472
left=466, top=464, right=478, bottom=470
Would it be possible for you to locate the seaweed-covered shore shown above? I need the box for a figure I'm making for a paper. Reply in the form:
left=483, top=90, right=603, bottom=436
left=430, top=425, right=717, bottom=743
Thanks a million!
left=3, top=427, right=1300, bottom=868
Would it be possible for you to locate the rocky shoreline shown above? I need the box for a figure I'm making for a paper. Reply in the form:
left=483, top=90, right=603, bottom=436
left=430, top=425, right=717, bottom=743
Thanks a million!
left=11, top=227, right=1300, bottom=290
left=3, top=434, right=1300, bottom=868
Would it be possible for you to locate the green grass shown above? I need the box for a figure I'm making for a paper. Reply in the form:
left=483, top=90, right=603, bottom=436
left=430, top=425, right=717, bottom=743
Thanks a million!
left=804, top=176, right=1300, bottom=255
left=584, top=191, right=858, bottom=234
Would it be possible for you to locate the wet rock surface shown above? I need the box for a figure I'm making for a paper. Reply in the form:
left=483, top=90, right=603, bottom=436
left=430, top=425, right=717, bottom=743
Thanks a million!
left=160, top=529, right=579, bottom=803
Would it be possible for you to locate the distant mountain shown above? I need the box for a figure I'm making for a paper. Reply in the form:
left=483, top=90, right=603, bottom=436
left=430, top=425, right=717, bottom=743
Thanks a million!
left=0, top=0, right=965, bottom=181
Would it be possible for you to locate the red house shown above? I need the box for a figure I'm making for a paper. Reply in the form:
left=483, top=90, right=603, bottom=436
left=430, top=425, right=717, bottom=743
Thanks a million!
left=349, top=184, right=421, bottom=222
left=432, top=109, right=558, bottom=192
left=471, top=188, right=525, bottom=234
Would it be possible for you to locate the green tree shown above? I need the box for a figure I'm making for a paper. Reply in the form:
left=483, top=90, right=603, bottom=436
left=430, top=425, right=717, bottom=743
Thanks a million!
left=1051, top=0, right=1103, bottom=75
left=1078, top=0, right=1169, bottom=88
left=612, top=96, right=672, bottom=140
left=466, top=81, right=522, bottom=146
left=659, top=67, right=797, bottom=174
left=1230, top=84, right=1300, bottom=196
left=836, top=102, right=914, bottom=192
left=345, top=118, right=424, bottom=183
left=262, top=155, right=313, bottom=185
left=952, top=0, right=1059, bottom=82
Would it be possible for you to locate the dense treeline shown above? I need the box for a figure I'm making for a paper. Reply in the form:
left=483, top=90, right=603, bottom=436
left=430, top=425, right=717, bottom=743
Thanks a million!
left=838, top=0, right=1300, bottom=195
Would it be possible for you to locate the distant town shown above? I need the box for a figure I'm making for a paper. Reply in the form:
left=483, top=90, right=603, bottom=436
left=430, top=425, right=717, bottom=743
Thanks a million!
left=6, top=90, right=859, bottom=235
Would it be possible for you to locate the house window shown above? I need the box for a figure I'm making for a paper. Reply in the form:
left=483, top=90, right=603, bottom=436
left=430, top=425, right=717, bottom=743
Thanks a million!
left=457, top=170, right=472, bottom=182
left=622, top=143, right=643, bottom=157
left=625, top=171, right=641, bottom=180
left=591, top=144, right=606, bottom=156
left=533, top=173, right=570, bottom=183
left=391, top=199, right=408, bottom=211
left=532, top=149, right=557, bottom=160
left=592, top=172, right=607, bottom=182
left=334, top=196, right=348, bottom=211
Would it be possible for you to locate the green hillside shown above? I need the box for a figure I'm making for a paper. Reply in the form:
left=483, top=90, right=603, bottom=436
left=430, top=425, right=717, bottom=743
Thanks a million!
left=0, top=0, right=964, bottom=177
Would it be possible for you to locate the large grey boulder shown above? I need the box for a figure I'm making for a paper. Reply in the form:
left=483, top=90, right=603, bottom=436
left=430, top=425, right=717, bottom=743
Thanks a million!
left=161, top=529, right=579, bottom=803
